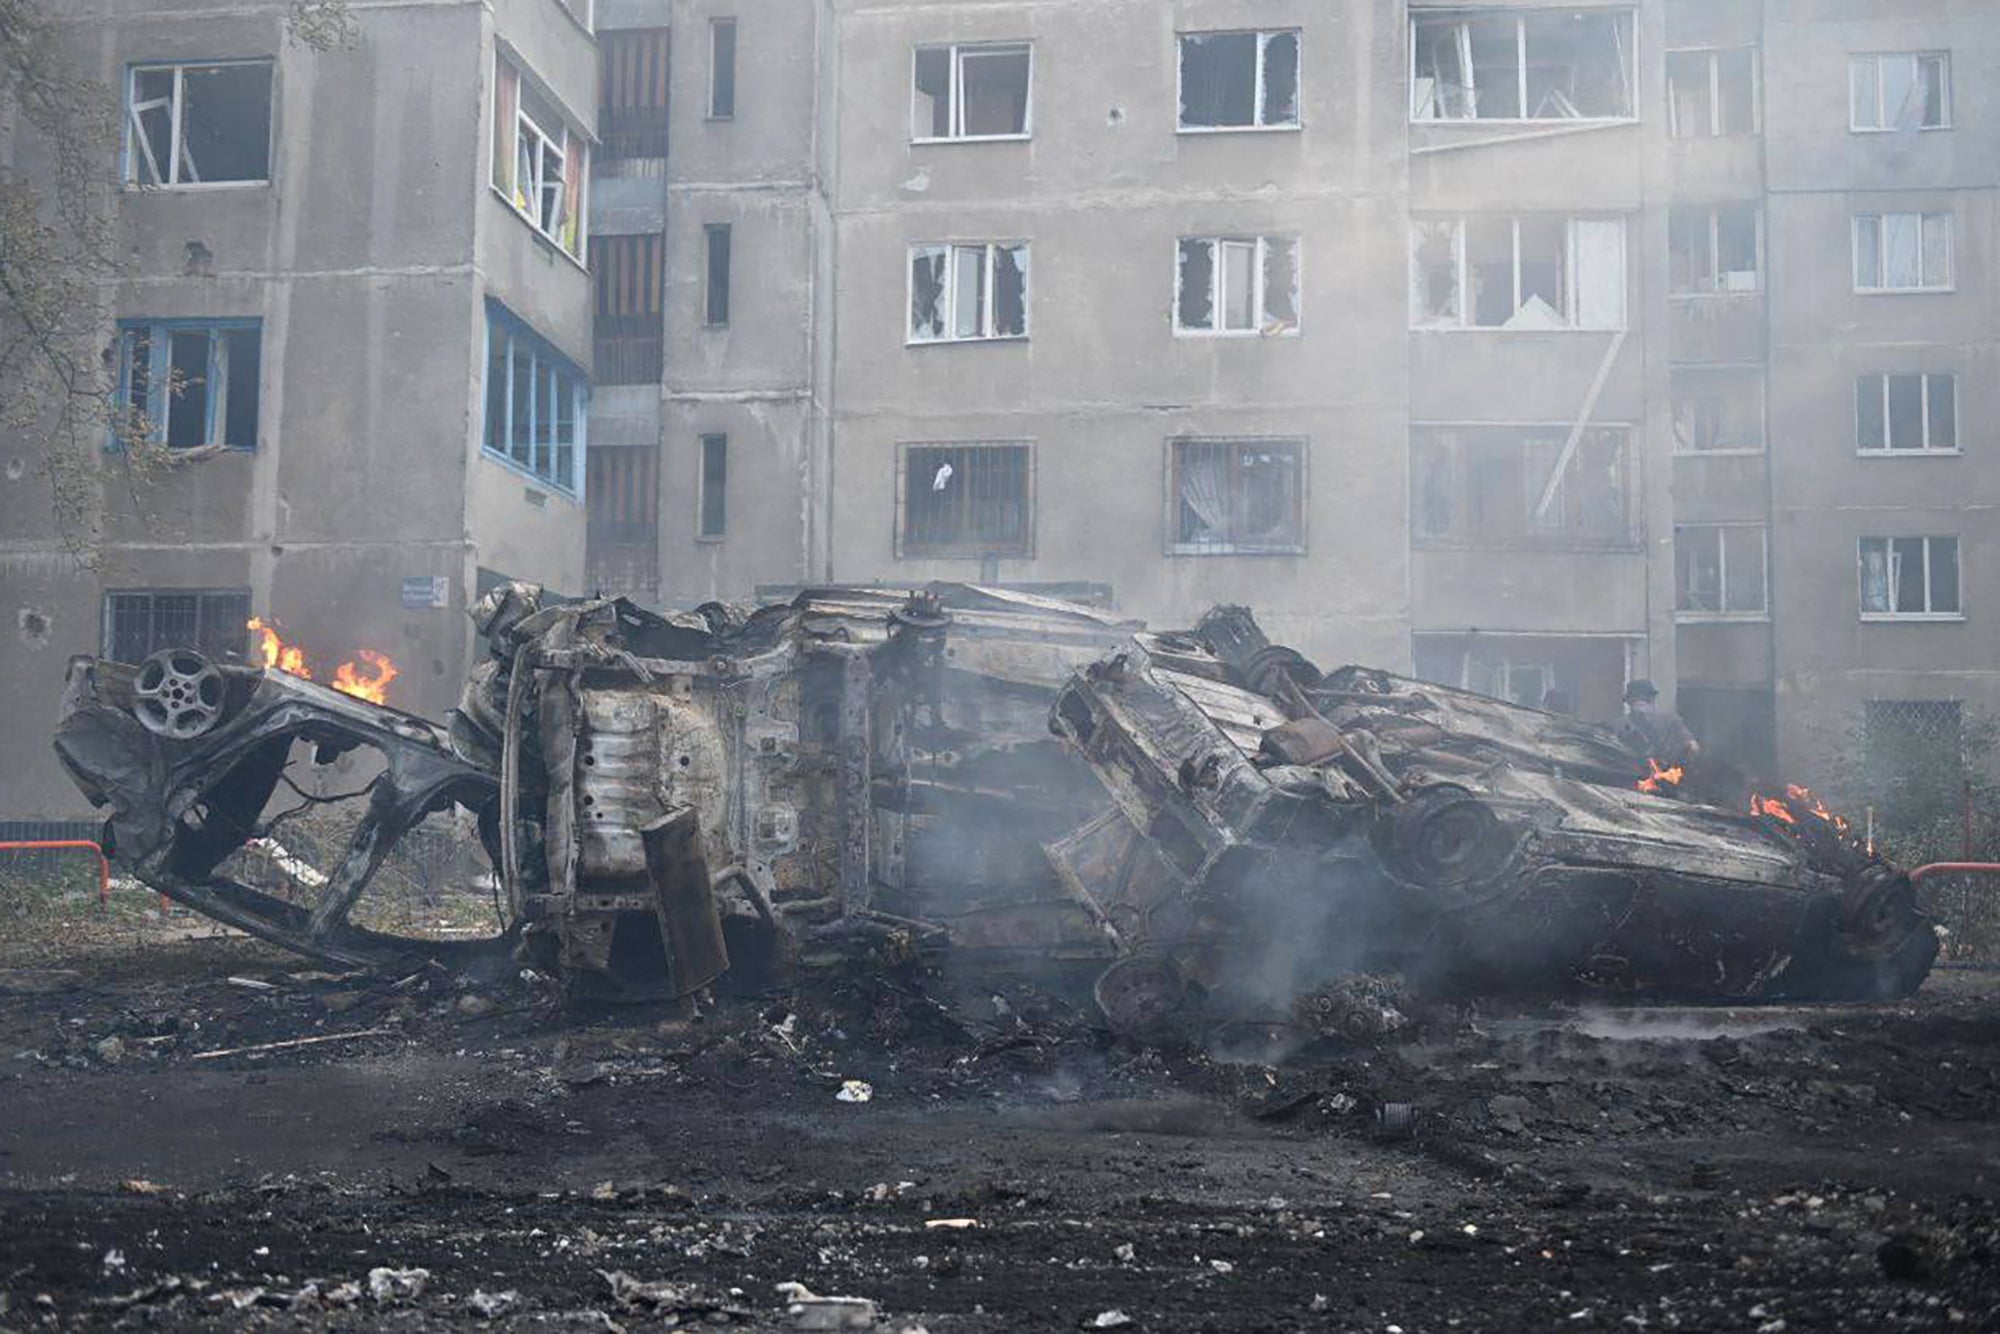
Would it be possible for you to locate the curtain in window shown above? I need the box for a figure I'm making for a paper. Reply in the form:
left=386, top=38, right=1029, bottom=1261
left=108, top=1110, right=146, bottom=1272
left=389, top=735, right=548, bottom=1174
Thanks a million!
left=493, top=61, right=518, bottom=195
left=1178, top=447, right=1230, bottom=543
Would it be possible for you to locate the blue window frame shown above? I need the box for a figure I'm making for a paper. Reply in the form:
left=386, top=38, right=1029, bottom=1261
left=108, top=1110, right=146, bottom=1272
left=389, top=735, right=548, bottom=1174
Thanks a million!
left=482, top=302, right=587, bottom=495
left=115, top=319, right=261, bottom=450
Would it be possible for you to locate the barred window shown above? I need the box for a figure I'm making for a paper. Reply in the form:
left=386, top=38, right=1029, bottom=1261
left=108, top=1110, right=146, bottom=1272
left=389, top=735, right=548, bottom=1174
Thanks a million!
left=1169, top=438, right=1305, bottom=555
left=899, top=443, right=1032, bottom=558
left=104, top=589, right=250, bottom=664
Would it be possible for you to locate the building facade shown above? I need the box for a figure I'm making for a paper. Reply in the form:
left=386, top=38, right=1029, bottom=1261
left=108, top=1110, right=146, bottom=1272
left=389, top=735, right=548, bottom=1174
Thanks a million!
left=4, top=0, right=1994, bottom=825
left=0, top=0, right=597, bottom=824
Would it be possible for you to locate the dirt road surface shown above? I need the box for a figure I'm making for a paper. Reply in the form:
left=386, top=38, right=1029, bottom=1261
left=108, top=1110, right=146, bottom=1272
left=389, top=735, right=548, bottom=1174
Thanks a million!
left=2, top=926, right=1997, bottom=1331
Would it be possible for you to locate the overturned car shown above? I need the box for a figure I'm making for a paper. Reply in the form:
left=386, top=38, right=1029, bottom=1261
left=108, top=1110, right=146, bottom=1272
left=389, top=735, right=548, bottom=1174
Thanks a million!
left=52, top=585, right=1937, bottom=1028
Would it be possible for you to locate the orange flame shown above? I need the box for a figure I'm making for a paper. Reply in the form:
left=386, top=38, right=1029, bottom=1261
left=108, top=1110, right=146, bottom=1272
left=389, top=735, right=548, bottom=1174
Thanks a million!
left=1636, top=758, right=1685, bottom=794
left=244, top=617, right=399, bottom=706
left=1749, top=783, right=1853, bottom=836
left=331, top=650, right=399, bottom=706
left=246, top=617, right=312, bottom=679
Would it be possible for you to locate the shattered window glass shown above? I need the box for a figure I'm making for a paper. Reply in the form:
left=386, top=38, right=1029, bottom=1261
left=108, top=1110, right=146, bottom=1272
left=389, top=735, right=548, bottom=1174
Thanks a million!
left=1170, top=438, right=1304, bottom=554
left=125, top=62, right=271, bottom=186
left=500, top=61, right=588, bottom=258
left=1672, top=369, right=1764, bottom=453
left=1413, top=426, right=1629, bottom=546
left=1178, top=30, right=1299, bottom=129
left=901, top=444, right=1032, bottom=558
left=1415, top=215, right=1622, bottom=330
left=907, top=243, right=1027, bottom=342
left=116, top=322, right=261, bottom=451
left=1412, top=10, right=1633, bottom=121
left=912, top=42, right=1031, bottom=140
left=1176, top=237, right=1300, bottom=336
left=1861, top=537, right=1960, bottom=616
left=1851, top=53, right=1950, bottom=130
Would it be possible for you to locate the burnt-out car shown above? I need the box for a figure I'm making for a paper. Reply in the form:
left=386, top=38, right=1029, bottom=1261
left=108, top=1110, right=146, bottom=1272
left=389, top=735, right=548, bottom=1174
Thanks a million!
left=51, top=586, right=1936, bottom=1023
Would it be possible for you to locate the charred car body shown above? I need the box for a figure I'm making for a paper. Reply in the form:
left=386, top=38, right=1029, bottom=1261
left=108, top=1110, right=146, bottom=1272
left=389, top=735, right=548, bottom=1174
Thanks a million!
left=53, top=586, right=1937, bottom=1027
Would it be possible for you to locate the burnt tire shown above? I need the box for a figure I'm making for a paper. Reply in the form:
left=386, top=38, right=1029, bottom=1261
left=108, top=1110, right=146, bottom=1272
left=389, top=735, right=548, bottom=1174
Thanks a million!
left=1378, top=787, right=1516, bottom=892
left=1094, top=955, right=1190, bottom=1041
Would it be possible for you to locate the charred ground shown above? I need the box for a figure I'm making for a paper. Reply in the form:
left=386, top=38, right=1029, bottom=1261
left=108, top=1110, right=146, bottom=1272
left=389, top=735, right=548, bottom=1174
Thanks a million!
left=2, top=907, right=1996, bottom=1332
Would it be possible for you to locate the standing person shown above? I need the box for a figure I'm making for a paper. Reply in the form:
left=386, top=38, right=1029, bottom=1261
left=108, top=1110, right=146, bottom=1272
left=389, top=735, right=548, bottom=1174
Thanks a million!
left=1619, top=679, right=1700, bottom=767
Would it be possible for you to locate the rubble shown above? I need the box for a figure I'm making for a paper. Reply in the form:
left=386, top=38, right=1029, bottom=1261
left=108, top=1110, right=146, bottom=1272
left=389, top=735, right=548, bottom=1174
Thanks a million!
left=51, top=584, right=1936, bottom=1032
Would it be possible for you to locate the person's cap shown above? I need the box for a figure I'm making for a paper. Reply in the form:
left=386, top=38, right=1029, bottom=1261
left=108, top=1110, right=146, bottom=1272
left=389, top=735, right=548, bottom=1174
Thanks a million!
left=1623, top=678, right=1659, bottom=702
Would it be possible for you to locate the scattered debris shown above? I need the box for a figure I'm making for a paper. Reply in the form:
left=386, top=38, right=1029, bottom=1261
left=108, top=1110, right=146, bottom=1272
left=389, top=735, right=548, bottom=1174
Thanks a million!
left=366, top=1267, right=430, bottom=1304
left=190, top=1027, right=395, bottom=1061
left=0, top=969, right=83, bottom=995
left=777, top=1282, right=877, bottom=1331
left=836, top=1079, right=874, bottom=1104
left=1084, top=1312, right=1133, bottom=1330
left=468, top=1288, right=520, bottom=1319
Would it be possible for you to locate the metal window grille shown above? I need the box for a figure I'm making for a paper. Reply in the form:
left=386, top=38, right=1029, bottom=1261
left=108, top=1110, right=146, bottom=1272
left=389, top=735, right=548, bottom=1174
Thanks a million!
left=899, top=444, right=1032, bottom=558
left=1169, top=438, right=1305, bottom=554
left=104, top=589, right=250, bottom=664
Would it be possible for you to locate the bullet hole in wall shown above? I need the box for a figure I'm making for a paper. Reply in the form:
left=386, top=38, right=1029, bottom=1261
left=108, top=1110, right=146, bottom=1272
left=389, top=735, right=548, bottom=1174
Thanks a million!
left=18, top=607, right=52, bottom=647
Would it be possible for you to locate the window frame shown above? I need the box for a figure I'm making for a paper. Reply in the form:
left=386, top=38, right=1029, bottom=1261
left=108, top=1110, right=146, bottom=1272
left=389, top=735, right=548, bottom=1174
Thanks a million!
left=480, top=301, right=588, bottom=499
left=1409, top=9, right=1640, bottom=125
left=491, top=53, right=589, bottom=264
left=1856, top=372, right=1960, bottom=457
left=708, top=17, right=737, bottom=121
left=697, top=432, right=728, bottom=540
left=1664, top=46, right=1760, bottom=139
left=1859, top=535, right=1964, bottom=621
left=1165, top=436, right=1308, bottom=557
left=122, top=58, right=275, bottom=190
left=1411, top=421, right=1636, bottom=549
left=1410, top=214, right=1628, bottom=332
left=1175, top=28, right=1303, bottom=134
left=1848, top=52, right=1951, bottom=133
left=906, top=241, right=1031, bottom=345
left=113, top=318, right=262, bottom=452
left=1173, top=235, right=1302, bottom=338
left=1670, top=366, right=1767, bottom=457
left=1673, top=522, right=1770, bottom=622
left=703, top=222, right=732, bottom=328
left=1851, top=211, right=1954, bottom=293
left=895, top=441, right=1036, bottom=560
left=910, top=41, right=1034, bottom=143
left=1668, top=203, right=1763, bottom=297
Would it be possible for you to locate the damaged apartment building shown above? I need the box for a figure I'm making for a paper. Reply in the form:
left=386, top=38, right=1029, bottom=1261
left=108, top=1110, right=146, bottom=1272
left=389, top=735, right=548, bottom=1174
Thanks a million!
left=3, top=0, right=1995, bottom=833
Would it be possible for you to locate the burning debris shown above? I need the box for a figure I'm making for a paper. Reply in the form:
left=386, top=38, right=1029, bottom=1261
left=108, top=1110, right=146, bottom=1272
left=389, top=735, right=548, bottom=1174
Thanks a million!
left=50, top=585, right=1937, bottom=1029
left=245, top=616, right=400, bottom=706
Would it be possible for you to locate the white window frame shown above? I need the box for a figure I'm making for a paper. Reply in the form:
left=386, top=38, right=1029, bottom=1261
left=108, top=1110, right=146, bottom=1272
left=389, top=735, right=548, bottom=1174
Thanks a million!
left=1670, top=367, right=1766, bottom=457
left=1173, top=236, right=1302, bottom=338
left=1665, top=46, right=1760, bottom=139
left=1860, top=536, right=1963, bottom=621
left=910, top=42, right=1033, bottom=143
left=1669, top=204, right=1763, bottom=296
left=906, top=242, right=1030, bottom=344
left=1165, top=436, right=1309, bottom=556
left=1852, top=212, right=1953, bottom=293
left=1176, top=29, right=1303, bottom=133
left=492, top=55, right=589, bottom=264
left=123, top=59, right=273, bottom=189
left=1849, top=52, right=1951, bottom=132
left=1411, top=215, right=1627, bottom=332
left=1674, top=523, right=1769, bottom=621
left=1409, top=9, right=1639, bottom=124
left=1857, top=372, right=1960, bottom=457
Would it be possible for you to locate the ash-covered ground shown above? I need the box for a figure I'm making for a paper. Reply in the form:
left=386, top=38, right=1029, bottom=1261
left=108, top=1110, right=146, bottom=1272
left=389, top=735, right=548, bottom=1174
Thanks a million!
left=2, top=905, right=1997, bottom=1331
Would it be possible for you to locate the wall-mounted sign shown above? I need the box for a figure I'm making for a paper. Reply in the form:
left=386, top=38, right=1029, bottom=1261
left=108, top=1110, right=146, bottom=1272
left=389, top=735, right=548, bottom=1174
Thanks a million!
left=401, top=576, right=451, bottom=610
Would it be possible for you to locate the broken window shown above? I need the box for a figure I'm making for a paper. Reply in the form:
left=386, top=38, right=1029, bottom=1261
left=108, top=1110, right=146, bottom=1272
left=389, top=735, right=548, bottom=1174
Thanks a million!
left=104, top=589, right=251, bottom=665
left=1169, top=438, right=1304, bottom=555
left=1463, top=655, right=1556, bottom=709
left=704, top=223, right=732, bottom=327
left=1671, top=368, right=1765, bottom=453
left=900, top=443, right=1032, bottom=558
left=1861, top=536, right=1960, bottom=617
left=709, top=18, right=737, bottom=119
left=492, top=57, right=588, bottom=258
left=1853, top=212, right=1952, bottom=292
left=1411, top=9, right=1634, bottom=121
left=1175, top=236, right=1299, bottom=336
left=1858, top=373, right=1957, bottom=454
left=1850, top=53, right=1949, bottom=131
left=1178, top=30, right=1299, bottom=130
left=1675, top=525, right=1768, bottom=616
left=1410, top=215, right=1625, bottom=330
left=482, top=302, right=586, bottom=495
left=908, top=243, right=1028, bottom=342
left=912, top=42, right=1031, bottom=140
left=1666, top=48, right=1758, bottom=138
left=125, top=60, right=272, bottom=187
left=117, top=321, right=261, bottom=450
left=699, top=433, right=728, bottom=538
left=1669, top=205, right=1761, bottom=294
left=1412, top=426, right=1629, bottom=546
